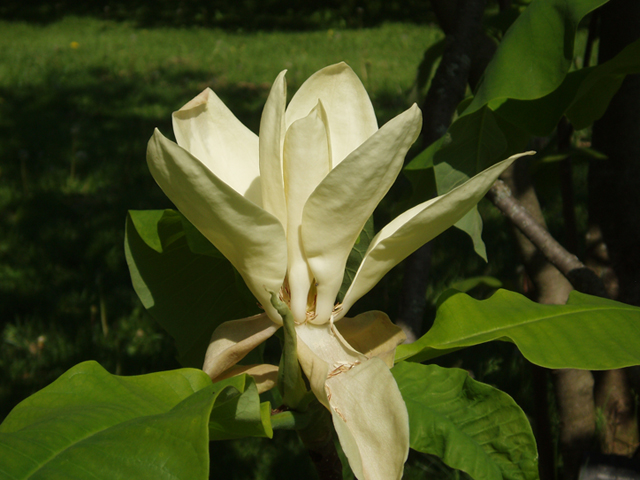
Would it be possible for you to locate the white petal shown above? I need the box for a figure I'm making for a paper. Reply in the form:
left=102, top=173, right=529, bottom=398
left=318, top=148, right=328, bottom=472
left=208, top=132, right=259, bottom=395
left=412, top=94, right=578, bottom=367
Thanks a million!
left=327, top=358, right=409, bottom=480
left=295, top=322, right=409, bottom=479
left=303, top=105, right=422, bottom=324
left=202, top=313, right=280, bottom=380
left=340, top=152, right=535, bottom=317
left=147, top=130, right=287, bottom=322
left=172, top=88, right=262, bottom=204
left=283, top=103, right=331, bottom=322
left=295, top=322, right=364, bottom=409
left=259, top=71, right=288, bottom=230
left=285, top=63, right=378, bottom=167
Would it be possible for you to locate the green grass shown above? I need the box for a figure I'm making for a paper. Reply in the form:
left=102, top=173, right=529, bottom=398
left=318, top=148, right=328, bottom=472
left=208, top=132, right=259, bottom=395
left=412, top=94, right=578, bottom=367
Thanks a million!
left=0, top=17, right=441, bottom=120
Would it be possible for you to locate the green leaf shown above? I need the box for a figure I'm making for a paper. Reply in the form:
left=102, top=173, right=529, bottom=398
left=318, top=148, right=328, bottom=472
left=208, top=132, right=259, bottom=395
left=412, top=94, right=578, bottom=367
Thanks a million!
left=435, top=276, right=503, bottom=308
left=337, top=216, right=374, bottom=302
left=434, top=107, right=507, bottom=193
left=565, top=37, right=640, bottom=129
left=468, top=0, right=608, bottom=111
left=396, top=289, right=640, bottom=369
left=208, top=374, right=273, bottom=440
left=0, top=361, right=214, bottom=479
left=393, top=362, right=538, bottom=480
left=431, top=107, right=509, bottom=260
left=493, top=37, right=640, bottom=135
left=125, top=209, right=260, bottom=368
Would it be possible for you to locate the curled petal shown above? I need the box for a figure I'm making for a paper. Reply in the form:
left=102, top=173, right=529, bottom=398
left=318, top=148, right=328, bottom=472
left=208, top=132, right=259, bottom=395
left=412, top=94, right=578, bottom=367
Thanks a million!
left=212, top=364, right=279, bottom=394
left=172, top=88, right=261, bottom=204
left=339, top=152, right=535, bottom=317
left=285, top=62, right=378, bottom=167
left=202, top=314, right=280, bottom=380
left=336, top=311, right=406, bottom=368
left=303, top=105, right=422, bottom=324
left=295, top=322, right=409, bottom=479
left=259, top=71, right=288, bottom=229
left=147, top=131, right=288, bottom=322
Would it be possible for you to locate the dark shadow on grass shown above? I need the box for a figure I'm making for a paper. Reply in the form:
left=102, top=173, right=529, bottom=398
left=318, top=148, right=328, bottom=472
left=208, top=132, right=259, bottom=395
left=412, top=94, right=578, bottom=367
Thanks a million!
left=0, top=1, right=435, bottom=31
left=0, top=64, right=272, bottom=419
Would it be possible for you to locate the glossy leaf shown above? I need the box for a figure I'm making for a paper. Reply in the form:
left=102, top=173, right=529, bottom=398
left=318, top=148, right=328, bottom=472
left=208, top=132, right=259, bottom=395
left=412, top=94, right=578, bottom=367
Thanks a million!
left=393, top=362, right=538, bottom=480
left=125, top=209, right=260, bottom=368
left=396, top=289, right=640, bottom=369
left=0, top=361, right=265, bottom=479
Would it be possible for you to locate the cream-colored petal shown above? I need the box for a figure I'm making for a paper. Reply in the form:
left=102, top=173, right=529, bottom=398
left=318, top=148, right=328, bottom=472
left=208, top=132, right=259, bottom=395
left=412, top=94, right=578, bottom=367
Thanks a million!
left=147, top=130, right=287, bottom=322
left=327, top=358, right=409, bottom=480
left=283, top=103, right=331, bottom=322
left=295, top=323, right=409, bottom=479
left=339, top=152, right=535, bottom=317
left=259, top=71, right=288, bottom=229
left=172, top=88, right=262, bottom=204
left=303, top=105, right=422, bottom=324
left=295, top=322, right=364, bottom=408
left=211, top=364, right=279, bottom=394
left=336, top=311, right=406, bottom=368
left=202, top=313, right=280, bottom=380
left=285, top=63, right=378, bottom=167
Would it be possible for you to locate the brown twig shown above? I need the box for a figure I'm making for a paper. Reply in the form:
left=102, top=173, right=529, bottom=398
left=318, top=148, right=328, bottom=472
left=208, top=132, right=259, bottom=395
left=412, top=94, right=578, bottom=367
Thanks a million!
left=486, top=179, right=607, bottom=298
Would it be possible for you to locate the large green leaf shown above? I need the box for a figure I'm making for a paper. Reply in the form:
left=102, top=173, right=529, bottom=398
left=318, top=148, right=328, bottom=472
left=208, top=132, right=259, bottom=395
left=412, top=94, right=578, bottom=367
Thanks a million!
left=0, top=361, right=271, bottom=479
left=493, top=37, right=640, bottom=135
left=125, top=209, right=260, bottom=368
left=396, top=289, right=640, bottom=369
left=468, top=0, right=608, bottom=111
left=393, top=362, right=538, bottom=480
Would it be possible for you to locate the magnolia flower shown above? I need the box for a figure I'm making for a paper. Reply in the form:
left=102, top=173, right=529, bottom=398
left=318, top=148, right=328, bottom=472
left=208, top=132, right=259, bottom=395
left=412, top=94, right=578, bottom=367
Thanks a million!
left=147, top=63, right=530, bottom=480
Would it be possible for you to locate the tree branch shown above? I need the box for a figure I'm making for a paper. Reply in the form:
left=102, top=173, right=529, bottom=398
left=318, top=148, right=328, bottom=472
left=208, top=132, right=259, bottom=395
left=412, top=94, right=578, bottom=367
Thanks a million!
left=486, top=179, right=607, bottom=298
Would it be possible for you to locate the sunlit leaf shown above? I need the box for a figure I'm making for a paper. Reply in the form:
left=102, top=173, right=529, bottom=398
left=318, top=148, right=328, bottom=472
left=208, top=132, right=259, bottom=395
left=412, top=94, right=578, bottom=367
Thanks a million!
left=0, top=362, right=213, bottom=479
left=397, top=289, right=640, bottom=369
left=393, top=362, right=538, bottom=480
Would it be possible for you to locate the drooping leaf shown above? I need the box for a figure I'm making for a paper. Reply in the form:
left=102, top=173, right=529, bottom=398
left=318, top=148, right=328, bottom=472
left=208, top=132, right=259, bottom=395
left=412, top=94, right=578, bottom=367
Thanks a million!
left=393, top=362, right=538, bottom=480
left=431, top=107, right=509, bottom=259
left=396, top=289, right=640, bottom=369
left=125, top=209, right=260, bottom=368
left=0, top=361, right=266, bottom=479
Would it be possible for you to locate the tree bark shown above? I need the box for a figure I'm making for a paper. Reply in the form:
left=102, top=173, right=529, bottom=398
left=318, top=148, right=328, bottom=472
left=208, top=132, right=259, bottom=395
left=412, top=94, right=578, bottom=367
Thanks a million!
left=498, top=159, right=596, bottom=480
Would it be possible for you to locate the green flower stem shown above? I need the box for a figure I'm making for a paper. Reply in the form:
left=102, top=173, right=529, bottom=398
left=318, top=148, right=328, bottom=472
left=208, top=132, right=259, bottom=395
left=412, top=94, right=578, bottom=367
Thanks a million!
left=270, top=292, right=307, bottom=409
